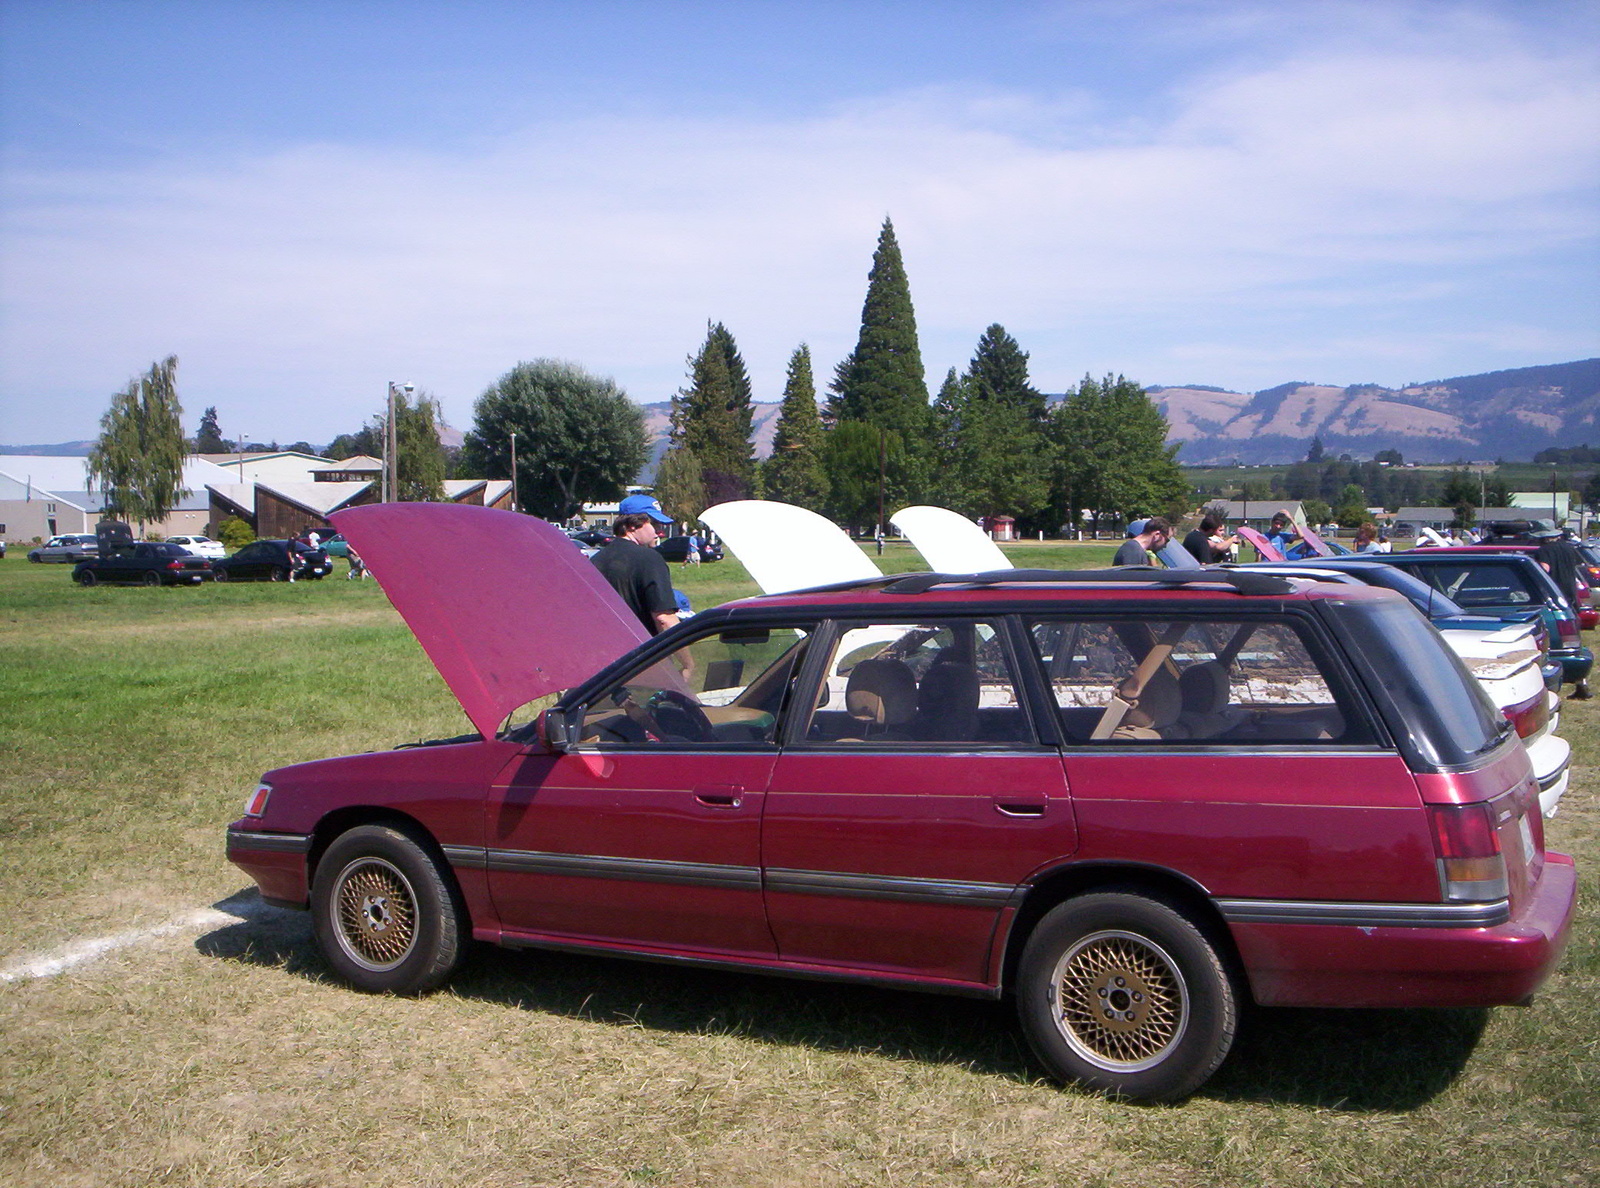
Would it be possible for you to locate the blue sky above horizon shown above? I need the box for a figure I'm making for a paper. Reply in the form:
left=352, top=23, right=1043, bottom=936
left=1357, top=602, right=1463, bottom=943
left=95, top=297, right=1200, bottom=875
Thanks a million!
left=2, top=0, right=1596, bottom=446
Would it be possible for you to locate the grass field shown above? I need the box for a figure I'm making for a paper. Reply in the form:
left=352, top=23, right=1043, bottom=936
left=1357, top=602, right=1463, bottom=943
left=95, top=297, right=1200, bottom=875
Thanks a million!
left=1, top=548, right=1595, bottom=1187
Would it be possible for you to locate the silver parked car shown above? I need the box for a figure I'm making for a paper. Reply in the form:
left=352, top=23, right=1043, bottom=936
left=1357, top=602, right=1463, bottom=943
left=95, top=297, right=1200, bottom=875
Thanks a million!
left=27, top=534, right=99, bottom=563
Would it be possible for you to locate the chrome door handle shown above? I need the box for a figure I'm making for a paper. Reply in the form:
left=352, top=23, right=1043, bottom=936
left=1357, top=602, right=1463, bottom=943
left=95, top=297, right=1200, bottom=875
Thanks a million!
left=695, top=784, right=745, bottom=808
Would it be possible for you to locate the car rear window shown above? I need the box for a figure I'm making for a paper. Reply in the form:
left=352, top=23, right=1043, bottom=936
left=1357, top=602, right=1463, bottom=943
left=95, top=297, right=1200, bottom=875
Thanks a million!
left=1320, top=597, right=1510, bottom=769
left=1396, top=561, right=1541, bottom=608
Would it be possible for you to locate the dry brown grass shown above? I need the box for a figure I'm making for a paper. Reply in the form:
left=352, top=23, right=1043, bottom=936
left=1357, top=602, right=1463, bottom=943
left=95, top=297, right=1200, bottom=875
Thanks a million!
left=1, top=558, right=1596, bottom=1187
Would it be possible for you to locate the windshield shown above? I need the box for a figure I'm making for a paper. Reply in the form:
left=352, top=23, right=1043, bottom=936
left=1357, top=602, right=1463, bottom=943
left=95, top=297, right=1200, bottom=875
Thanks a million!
left=1321, top=597, right=1510, bottom=769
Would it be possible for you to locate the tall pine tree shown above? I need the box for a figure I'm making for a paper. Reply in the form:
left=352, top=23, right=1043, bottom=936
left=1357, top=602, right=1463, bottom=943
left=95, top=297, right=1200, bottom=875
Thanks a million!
left=967, top=324, right=1045, bottom=418
left=194, top=405, right=227, bottom=453
left=827, top=218, right=930, bottom=436
left=765, top=344, right=829, bottom=511
left=671, top=324, right=753, bottom=503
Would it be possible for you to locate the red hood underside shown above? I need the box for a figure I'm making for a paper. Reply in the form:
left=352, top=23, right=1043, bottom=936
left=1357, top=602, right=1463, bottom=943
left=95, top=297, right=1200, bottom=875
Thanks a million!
left=330, top=503, right=650, bottom=737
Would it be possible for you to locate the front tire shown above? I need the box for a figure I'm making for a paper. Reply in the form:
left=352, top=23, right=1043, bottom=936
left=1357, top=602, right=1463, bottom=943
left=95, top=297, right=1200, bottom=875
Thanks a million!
left=77, top=570, right=97, bottom=586
left=311, top=824, right=467, bottom=994
left=1017, top=891, right=1237, bottom=1102
left=213, top=568, right=229, bottom=583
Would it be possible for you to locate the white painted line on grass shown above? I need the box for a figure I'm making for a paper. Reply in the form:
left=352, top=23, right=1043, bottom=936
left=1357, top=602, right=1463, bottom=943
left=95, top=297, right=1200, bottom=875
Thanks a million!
left=0, top=898, right=273, bottom=984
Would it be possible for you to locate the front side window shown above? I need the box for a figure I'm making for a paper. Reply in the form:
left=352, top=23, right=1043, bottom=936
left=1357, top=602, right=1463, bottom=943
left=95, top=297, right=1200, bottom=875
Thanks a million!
left=574, top=626, right=812, bottom=747
left=1029, top=616, right=1357, bottom=745
left=799, top=620, right=1031, bottom=745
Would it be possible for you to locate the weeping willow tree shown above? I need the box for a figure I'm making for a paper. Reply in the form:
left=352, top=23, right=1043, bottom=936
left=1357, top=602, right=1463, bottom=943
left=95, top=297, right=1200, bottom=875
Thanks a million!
left=86, top=355, right=189, bottom=529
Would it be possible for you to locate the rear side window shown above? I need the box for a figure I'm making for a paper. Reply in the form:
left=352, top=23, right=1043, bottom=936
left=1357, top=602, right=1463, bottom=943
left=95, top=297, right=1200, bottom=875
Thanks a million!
left=1399, top=562, right=1540, bottom=608
left=1028, top=616, right=1361, bottom=745
left=1321, top=598, right=1509, bottom=769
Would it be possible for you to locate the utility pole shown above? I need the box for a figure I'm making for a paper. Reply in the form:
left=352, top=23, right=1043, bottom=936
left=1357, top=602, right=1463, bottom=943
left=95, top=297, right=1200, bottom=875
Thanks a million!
left=509, top=432, right=518, bottom=514
left=385, top=381, right=413, bottom=502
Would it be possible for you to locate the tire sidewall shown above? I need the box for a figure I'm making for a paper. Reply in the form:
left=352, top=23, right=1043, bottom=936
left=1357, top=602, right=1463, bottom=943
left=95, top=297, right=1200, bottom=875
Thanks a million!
left=1016, top=891, right=1237, bottom=1102
left=310, top=824, right=466, bottom=995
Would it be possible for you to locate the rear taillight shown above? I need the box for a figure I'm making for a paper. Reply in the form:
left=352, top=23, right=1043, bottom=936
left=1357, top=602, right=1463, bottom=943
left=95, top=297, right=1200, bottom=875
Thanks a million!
left=1557, top=614, right=1580, bottom=644
left=1427, top=802, right=1508, bottom=901
left=1503, top=690, right=1549, bottom=739
left=166, top=560, right=184, bottom=571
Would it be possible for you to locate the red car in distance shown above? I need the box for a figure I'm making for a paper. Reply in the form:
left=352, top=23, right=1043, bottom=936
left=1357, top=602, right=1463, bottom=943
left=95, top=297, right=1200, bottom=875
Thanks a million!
left=226, top=505, right=1576, bottom=1102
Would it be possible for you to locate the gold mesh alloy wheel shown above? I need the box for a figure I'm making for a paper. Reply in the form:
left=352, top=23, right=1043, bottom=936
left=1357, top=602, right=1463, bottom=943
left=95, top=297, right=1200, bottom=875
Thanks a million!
left=1050, top=928, right=1190, bottom=1072
left=332, top=856, right=420, bottom=972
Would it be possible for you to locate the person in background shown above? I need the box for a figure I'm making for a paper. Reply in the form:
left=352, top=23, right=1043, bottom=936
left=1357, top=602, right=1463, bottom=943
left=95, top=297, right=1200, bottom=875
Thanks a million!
left=1114, top=517, right=1172, bottom=566
left=592, top=494, right=680, bottom=635
left=1182, top=515, right=1236, bottom=564
left=684, top=531, right=702, bottom=566
left=1264, top=510, right=1296, bottom=554
left=1354, top=522, right=1381, bottom=553
left=347, top=549, right=368, bottom=580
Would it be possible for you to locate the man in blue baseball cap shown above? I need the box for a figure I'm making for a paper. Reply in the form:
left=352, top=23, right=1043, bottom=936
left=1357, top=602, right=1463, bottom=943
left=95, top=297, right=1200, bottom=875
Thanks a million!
left=593, top=494, right=679, bottom=634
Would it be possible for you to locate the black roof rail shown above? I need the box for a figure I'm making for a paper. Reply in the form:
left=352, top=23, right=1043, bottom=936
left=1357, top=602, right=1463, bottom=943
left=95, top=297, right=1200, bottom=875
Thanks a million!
left=878, top=567, right=1297, bottom=596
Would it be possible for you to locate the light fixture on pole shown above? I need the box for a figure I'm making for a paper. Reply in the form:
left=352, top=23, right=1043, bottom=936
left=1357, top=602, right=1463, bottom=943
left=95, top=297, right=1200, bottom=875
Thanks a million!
left=509, top=431, right=518, bottom=514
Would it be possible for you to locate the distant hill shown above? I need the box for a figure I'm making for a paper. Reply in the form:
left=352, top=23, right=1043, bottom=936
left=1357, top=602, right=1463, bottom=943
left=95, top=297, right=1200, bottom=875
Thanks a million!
left=0, top=441, right=93, bottom=456
left=1149, top=358, right=1600, bottom=464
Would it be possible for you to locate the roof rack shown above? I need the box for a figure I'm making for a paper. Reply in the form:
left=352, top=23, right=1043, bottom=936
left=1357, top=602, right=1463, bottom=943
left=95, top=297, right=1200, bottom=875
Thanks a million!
left=878, top=567, right=1297, bottom=596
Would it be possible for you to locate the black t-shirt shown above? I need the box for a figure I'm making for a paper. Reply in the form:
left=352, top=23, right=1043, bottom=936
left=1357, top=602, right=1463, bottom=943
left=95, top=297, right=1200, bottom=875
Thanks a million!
left=1182, top=529, right=1216, bottom=564
left=592, top=538, right=676, bottom=633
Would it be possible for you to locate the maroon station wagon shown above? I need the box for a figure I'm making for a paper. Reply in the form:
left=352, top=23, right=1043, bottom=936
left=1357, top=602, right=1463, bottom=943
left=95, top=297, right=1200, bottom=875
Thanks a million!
left=227, top=505, right=1577, bottom=1101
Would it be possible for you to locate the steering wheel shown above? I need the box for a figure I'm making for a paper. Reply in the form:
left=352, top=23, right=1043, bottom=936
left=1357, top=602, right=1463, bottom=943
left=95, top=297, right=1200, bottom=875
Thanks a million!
left=643, top=688, right=714, bottom=742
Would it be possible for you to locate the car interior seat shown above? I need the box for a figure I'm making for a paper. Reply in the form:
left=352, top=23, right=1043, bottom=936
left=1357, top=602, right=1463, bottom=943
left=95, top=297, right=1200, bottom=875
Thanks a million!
left=1173, top=660, right=1240, bottom=739
left=842, top=658, right=918, bottom=741
left=1110, top=666, right=1182, bottom=741
left=914, top=657, right=980, bottom=742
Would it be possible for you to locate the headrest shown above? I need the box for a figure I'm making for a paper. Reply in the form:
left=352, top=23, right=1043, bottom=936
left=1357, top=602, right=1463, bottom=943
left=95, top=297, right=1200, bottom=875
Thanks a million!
left=916, top=660, right=980, bottom=739
left=846, top=658, right=917, bottom=726
left=1179, top=661, right=1231, bottom=715
left=1122, top=667, right=1181, bottom=730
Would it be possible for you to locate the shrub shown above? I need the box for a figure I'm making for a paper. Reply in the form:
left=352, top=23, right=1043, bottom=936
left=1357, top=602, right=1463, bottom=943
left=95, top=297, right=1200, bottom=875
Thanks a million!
left=217, top=516, right=255, bottom=550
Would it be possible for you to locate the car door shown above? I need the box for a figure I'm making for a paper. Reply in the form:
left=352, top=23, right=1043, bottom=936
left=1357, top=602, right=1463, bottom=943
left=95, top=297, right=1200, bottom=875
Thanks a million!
left=761, top=617, right=1074, bottom=987
left=485, top=622, right=815, bottom=959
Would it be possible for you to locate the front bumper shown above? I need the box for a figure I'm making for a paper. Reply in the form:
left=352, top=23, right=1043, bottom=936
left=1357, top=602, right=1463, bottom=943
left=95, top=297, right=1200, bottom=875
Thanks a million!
left=227, top=825, right=312, bottom=909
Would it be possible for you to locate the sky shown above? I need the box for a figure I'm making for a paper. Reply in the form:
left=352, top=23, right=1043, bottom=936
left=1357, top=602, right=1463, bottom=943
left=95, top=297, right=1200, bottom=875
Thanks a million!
left=1, top=0, right=1597, bottom=448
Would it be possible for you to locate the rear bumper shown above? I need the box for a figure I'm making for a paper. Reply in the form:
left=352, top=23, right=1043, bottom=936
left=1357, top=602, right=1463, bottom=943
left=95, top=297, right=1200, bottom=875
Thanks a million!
left=1224, top=853, right=1577, bottom=1008
left=1554, top=646, right=1593, bottom=684
left=1524, top=732, right=1571, bottom=817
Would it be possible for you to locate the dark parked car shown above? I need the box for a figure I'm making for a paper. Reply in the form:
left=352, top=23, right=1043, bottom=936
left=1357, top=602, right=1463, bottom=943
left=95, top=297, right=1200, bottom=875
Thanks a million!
left=28, top=534, right=99, bottom=563
left=227, top=505, right=1575, bottom=1102
left=213, top=539, right=333, bottom=582
left=656, top=534, right=723, bottom=563
left=568, top=528, right=614, bottom=548
left=72, top=542, right=212, bottom=586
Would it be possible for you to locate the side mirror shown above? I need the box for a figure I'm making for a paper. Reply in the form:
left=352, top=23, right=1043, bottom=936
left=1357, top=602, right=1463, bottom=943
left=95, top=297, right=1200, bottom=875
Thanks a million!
left=536, top=707, right=576, bottom=752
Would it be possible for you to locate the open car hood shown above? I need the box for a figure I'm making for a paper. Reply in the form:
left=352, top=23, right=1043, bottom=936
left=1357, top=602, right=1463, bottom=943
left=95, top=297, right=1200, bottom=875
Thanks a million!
left=701, top=500, right=881, bottom=593
left=330, top=503, right=649, bottom=738
left=889, top=506, right=1012, bottom=574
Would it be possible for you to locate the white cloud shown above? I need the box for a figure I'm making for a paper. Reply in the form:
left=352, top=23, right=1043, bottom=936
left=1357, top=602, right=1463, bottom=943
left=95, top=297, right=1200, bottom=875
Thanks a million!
left=2, top=11, right=1596, bottom=443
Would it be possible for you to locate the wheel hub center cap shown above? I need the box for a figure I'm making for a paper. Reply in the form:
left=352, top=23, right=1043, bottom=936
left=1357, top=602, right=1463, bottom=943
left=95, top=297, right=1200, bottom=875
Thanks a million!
left=361, top=895, right=393, bottom=933
left=1092, top=971, right=1150, bottom=1031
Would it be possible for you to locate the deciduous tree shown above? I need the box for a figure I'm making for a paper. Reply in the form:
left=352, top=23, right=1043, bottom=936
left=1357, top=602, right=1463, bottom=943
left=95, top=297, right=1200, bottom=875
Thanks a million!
left=391, top=389, right=448, bottom=502
left=87, top=355, right=189, bottom=529
left=1046, top=374, right=1186, bottom=534
left=463, top=359, right=648, bottom=520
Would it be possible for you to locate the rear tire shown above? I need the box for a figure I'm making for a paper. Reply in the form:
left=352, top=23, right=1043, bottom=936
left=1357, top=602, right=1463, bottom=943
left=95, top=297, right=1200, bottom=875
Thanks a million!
left=269, top=566, right=287, bottom=582
left=1017, top=891, right=1237, bottom=1101
left=311, top=824, right=467, bottom=995
left=142, top=571, right=160, bottom=587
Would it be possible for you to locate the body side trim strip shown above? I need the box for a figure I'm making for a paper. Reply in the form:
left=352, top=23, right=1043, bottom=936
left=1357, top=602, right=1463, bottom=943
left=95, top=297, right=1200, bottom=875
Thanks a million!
left=478, top=848, right=762, bottom=891
left=225, top=829, right=312, bottom=854
left=765, top=867, right=1015, bottom=907
left=1215, top=896, right=1510, bottom=928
